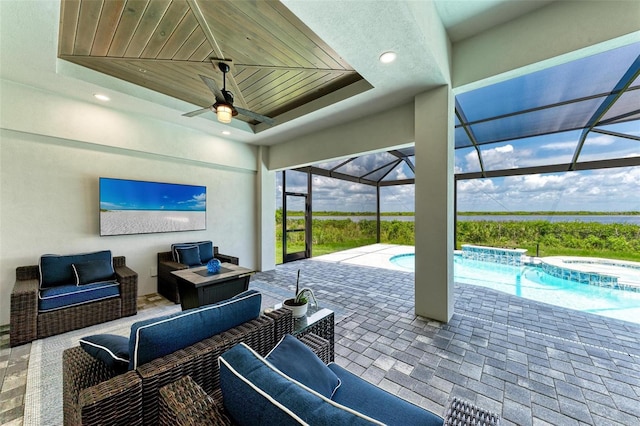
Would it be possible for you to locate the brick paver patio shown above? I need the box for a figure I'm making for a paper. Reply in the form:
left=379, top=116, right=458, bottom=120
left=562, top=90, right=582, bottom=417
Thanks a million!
left=252, top=256, right=640, bottom=425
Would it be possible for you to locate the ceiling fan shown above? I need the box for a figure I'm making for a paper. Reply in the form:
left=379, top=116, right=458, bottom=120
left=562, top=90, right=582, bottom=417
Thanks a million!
left=183, top=61, right=275, bottom=126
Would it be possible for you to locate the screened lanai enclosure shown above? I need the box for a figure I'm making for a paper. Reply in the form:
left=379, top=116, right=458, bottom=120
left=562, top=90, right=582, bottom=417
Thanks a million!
left=277, top=41, right=640, bottom=263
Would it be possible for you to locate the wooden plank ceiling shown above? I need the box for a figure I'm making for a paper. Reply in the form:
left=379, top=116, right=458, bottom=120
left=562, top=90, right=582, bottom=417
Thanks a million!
left=58, top=0, right=364, bottom=127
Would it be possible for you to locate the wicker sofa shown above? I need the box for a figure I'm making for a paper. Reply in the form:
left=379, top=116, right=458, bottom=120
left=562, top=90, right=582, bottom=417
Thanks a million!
left=62, top=290, right=294, bottom=426
left=10, top=250, right=138, bottom=347
left=157, top=241, right=239, bottom=303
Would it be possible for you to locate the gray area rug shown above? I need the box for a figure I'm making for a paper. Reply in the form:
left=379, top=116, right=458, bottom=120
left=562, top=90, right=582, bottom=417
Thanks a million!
left=24, top=304, right=180, bottom=425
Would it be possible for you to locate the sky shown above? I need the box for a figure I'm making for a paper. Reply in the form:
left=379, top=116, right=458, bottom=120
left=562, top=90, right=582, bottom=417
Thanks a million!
left=277, top=165, right=640, bottom=214
left=275, top=40, right=640, bottom=214
left=276, top=120, right=640, bottom=213
left=100, top=178, right=206, bottom=211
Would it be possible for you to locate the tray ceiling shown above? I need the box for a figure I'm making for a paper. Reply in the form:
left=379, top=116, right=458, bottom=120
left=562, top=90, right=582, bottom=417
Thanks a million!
left=58, top=0, right=367, bottom=131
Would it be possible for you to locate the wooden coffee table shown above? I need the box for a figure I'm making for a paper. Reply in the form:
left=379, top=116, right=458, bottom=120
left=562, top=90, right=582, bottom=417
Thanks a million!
left=172, top=263, right=254, bottom=310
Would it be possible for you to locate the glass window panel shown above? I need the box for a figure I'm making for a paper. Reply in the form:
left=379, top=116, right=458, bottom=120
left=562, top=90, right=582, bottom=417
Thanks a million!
left=455, top=147, right=482, bottom=173
left=457, top=167, right=640, bottom=212
left=284, top=170, right=308, bottom=194
left=579, top=125, right=640, bottom=162
left=455, top=126, right=473, bottom=148
left=380, top=185, right=414, bottom=212
left=311, top=176, right=376, bottom=212
left=471, top=98, right=602, bottom=145
left=315, top=158, right=351, bottom=171
left=478, top=130, right=581, bottom=170
left=457, top=42, right=640, bottom=122
left=285, top=195, right=306, bottom=230
left=382, top=161, right=414, bottom=181
left=600, top=89, right=640, bottom=123
left=596, top=121, right=640, bottom=139
left=335, top=152, right=397, bottom=177
left=366, top=162, right=398, bottom=181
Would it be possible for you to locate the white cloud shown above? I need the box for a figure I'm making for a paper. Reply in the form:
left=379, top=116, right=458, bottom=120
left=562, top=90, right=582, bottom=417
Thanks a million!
left=540, top=141, right=577, bottom=151
left=481, top=144, right=519, bottom=170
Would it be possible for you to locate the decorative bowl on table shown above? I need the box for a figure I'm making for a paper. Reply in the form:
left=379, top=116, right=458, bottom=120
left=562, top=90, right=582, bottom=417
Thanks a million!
left=207, top=258, right=222, bottom=274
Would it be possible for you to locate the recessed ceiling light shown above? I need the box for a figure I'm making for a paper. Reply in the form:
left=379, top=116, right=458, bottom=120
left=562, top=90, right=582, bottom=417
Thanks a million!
left=93, top=94, right=110, bottom=101
left=222, top=130, right=231, bottom=135
left=379, top=51, right=397, bottom=64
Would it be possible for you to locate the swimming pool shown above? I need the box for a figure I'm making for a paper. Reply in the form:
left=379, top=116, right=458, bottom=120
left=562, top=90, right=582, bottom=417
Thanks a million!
left=389, top=253, right=640, bottom=325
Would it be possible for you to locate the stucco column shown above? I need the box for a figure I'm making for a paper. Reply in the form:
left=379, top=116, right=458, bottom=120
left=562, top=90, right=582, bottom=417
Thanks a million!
left=414, top=85, right=454, bottom=322
left=257, top=145, right=276, bottom=271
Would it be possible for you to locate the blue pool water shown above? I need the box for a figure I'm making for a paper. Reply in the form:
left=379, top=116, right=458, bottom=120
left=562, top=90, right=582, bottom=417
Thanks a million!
left=390, top=254, right=640, bottom=325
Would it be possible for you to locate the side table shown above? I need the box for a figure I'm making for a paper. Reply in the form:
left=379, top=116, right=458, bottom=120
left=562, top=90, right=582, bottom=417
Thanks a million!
left=271, top=304, right=335, bottom=362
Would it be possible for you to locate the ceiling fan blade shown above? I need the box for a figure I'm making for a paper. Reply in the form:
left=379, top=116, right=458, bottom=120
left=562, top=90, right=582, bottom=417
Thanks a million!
left=235, top=107, right=276, bottom=126
left=182, top=107, right=211, bottom=118
left=199, top=74, right=225, bottom=104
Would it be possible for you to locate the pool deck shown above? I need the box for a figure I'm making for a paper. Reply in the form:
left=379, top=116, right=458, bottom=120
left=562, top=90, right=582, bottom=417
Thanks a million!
left=250, top=246, right=640, bottom=425
left=313, top=243, right=414, bottom=271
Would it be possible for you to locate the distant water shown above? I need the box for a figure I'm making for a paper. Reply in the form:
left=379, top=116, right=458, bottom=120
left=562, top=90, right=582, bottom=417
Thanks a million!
left=457, top=215, right=640, bottom=225
left=314, top=215, right=640, bottom=225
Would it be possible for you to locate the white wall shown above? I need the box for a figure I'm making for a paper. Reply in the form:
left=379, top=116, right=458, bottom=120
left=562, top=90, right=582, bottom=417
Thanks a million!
left=268, top=102, right=415, bottom=170
left=0, top=83, right=258, bottom=325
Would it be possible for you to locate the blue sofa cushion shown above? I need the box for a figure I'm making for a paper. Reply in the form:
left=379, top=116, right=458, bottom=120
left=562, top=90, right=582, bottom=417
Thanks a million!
left=129, top=289, right=261, bottom=370
left=79, top=334, right=129, bottom=374
left=175, top=246, right=201, bottom=267
left=219, top=343, right=383, bottom=426
left=266, top=334, right=341, bottom=399
left=329, top=363, right=444, bottom=426
left=171, top=241, right=214, bottom=264
left=39, top=250, right=113, bottom=289
left=73, top=259, right=116, bottom=285
left=39, top=281, right=120, bottom=312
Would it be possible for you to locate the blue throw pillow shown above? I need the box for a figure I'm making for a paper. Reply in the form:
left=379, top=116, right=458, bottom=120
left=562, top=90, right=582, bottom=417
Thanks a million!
left=72, top=259, right=116, bottom=285
left=175, top=246, right=201, bottom=267
left=129, top=290, right=262, bottom=370
left=219, top=343, right=382, bottom=425
left=194, top=241, right=214, bottom=263
left=79, top=334, right=129, bottom=374
left=171, top=241, right=214, bottom=263
left=39, top=250, right=113, bottom=289
left=266, top=334, right=341, bottom=399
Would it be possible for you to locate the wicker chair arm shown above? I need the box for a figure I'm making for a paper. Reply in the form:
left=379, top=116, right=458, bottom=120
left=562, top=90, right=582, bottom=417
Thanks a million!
left=10, top=276, right=39, bottom=346
left=158, top=259, right=188, bottom=273
left=12, top=275, right=39, bottom=294
left=63, top=346, right=143, bottom=425
left=114, top=261, right=138, bottom=317
left=159, top=375, right=233, bottom=426
left=443, top=397, right=501, bottom=425
left=157, top=251, right=174, bottom=263
left=263, top=307, right=293, bottom=344
left=213, top=249, right=239, bottom=265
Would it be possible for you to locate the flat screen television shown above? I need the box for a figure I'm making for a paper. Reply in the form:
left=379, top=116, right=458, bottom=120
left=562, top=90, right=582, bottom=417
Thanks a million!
left=99, top=177, right=206, bottom=236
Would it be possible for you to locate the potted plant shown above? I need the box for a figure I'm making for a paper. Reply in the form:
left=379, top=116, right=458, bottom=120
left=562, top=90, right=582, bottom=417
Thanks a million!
left=283, top=270, right=317, bottom=318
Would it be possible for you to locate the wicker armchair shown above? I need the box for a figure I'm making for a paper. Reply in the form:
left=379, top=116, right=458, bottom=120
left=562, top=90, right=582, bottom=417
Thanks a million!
left=160, top=378, right=501, bottom=426
left=63, top=307, right=293, bottom=426
left=157, top=246, right=238, bottom=303
left=10, top=256, right=138, bottom=347
left=158, top=338, right=501, bottom=426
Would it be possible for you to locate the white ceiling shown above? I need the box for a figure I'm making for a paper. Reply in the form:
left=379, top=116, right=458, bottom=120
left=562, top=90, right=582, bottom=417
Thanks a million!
left=0, top=0, right=555, bottom=146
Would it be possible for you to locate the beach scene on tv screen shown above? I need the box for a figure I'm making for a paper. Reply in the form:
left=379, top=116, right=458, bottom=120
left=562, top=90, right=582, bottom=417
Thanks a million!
left=100, top=178, right=206, bottom=236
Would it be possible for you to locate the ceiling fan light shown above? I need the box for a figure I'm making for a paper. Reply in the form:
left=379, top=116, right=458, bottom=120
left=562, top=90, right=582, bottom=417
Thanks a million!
left=216, top=104, right=233, bottom=123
